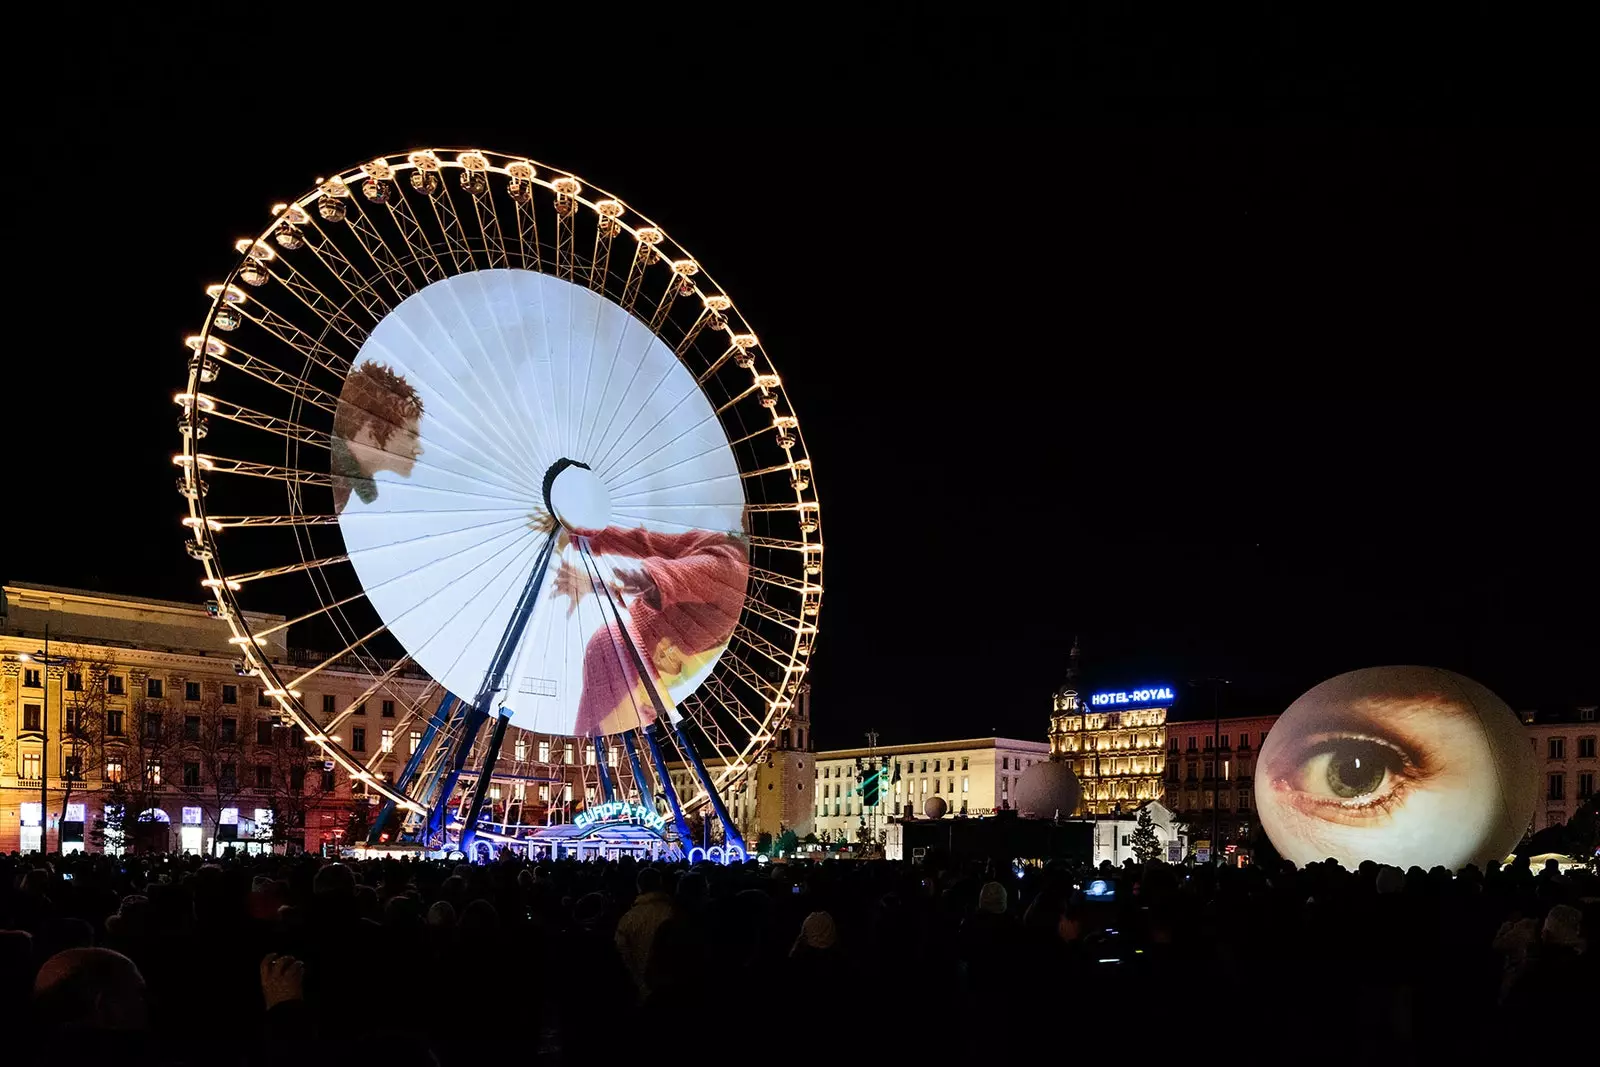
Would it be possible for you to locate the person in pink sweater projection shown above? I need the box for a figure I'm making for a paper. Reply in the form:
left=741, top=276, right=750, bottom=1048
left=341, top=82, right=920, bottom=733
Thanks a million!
left=531, top=511, right=749, bottom=737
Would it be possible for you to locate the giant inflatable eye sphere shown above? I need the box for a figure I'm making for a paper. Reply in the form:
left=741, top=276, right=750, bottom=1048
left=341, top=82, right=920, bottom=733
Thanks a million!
left=1257, top=666, right=1537, bottom=870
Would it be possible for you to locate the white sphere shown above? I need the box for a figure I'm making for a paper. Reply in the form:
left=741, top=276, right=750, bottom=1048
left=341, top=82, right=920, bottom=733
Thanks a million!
left=1257, top=666, right=1536, bottom=870
left=923, top=796, right=948, bottom=819
left=1014, top=760, right=1083, bottom=820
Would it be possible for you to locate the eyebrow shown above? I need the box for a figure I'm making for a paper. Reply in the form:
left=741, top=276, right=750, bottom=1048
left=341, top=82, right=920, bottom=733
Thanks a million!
left=1349, top=693, right=1476, bottom=724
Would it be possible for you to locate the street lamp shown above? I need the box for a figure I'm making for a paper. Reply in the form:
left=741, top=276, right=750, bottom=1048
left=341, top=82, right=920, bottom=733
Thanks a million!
left=19, top=625, right=69, bottom=855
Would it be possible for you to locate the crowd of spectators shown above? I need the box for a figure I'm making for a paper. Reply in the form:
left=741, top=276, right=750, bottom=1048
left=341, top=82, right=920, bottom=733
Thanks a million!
left=1, top=848, right=1594, bottom=1065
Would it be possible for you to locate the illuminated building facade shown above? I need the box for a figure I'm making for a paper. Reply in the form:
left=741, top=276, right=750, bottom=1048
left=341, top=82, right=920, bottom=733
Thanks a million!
left=1047, top=643, right=1168, bottom=815
left=1519, top=705, right=1599, bottom=831
left=1162, top=713, right=1279, bottom=849
left=0, top=582, right=632, bottom=855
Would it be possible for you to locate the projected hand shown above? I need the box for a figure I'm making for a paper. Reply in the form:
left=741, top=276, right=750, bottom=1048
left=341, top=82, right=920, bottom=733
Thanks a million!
left=609, top=566, right=655, bottom=602
left=552, top=558, right=591, bottom=617
left=527, top=507, right=570, bottom=553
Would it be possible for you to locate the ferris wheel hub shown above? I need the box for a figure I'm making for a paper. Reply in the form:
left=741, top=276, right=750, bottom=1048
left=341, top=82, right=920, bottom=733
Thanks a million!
left=547, top=460, right=611, bottom=533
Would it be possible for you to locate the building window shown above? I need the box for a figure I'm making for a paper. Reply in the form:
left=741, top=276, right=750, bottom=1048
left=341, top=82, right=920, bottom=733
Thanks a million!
left=1219, top=734, right=1230, bottom=748
left=22, top=703, right=42, bottom=732
left=322, top=695, right=336, bottom=714
left=106, top=759, right=124, bottom=783
left=322, top=768, right=336, bottom=792
left=380, top=728, right=393, bottom=753
left=961, top=776, right=970, bottom=793
left=1204, top=761, right=1214, bottom=779
left=256, top=720, right=274, bottom=745
left=352, top=727, right=366, bottom=752
left=65, top=670, right=83, bottom=692
left=222, top=684, right=238, bottom=705
left=21, top=751, right=41, bottom=780
left=564, top=742, right=575, bottom=763
left=1580, top=737, right=1597, bottom=759
left=919, top=760, right=927, bottom=773
left=147, top=678, right=164, bottom=699
left=184, top=762, right=200, bottom=787
left=1548, top=774, right=1565, bottom=801
left=1204, top=736, right=1214, bottom=750
left=932, top=779, right=941, bottom=794
left=353, top=702, right=367, bottom=717
left=961, top=757, right=969, bottom=771
left=221, top=763, right=236, bottom=789
left=1238, top=734, right=1251, bottom=750
left=24, top=668, right=42, bottom=689
left=148, top=761, right=163, bottom=786
left=947, top=778, right=954, bottom=793
left=1002, top=756, right=1009, bottom=770
left=290, top=765, right=305, bottom=790
left=143, top=712, right=163, bottom=740
left=106, top=674, right=125, bottom=696
left=515, top=738, right=527, bottom=761
left=185, top=715, right=201, bottom=740
left=258, top=689, right=272, bottom=707
left=185, top=681, right=202, bottom=702
left=106, top=707, right=124, bottom=736
left=381, top=700, right=395, bottom=718
left=1239, top=789, right=1252, bottom=809
left=221, top=718, right=237, bottom=743
left=255, top=765, right=273, bottom=788
left=1187, top=737, right=1198, bottom=752
left=1549, top=738, right=1566, bottom=760
left=538, top=740, right=550, bottom=762
left=411, top=730, right=422, bottom=755
left=63, top=752, right=83, bottom=780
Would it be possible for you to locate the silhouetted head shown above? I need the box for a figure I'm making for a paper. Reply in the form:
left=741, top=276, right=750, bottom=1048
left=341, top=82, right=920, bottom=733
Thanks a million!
left=34, top=948, right=147, bottom=1032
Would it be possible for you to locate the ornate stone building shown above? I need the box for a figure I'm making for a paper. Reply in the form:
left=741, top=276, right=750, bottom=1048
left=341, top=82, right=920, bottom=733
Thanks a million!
left=1, top=582, right=633, bottom=855
left=1046, top=641, right=1168, bottom=815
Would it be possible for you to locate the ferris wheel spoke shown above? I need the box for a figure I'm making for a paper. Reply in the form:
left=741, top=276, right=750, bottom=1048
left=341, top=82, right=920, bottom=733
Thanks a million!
left=203, top=342, right=338, bottom=414
left=453, top=269, right=565, bottom=472
left=292, top=211, right=395, bottom=324
left=421, top=162, right=476, bottom=274
left=375, top=287, right=550, bottom=494
left=184, top=394, right=327, bottom=448
left=345, top=192, right=419, bottom=306
left=189, top=456, right=332, bottom=488
left=257, top=260, right=369, bottom=355
left=232, top=289, right=355, bottom=383
left=730, top=622, right=800, bottom=671
left=383, top=171, right=448, bottom=286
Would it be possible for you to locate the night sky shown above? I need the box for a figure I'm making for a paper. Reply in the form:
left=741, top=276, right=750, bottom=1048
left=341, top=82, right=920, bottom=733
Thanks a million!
left=14, top=11, right=1596, bottom=747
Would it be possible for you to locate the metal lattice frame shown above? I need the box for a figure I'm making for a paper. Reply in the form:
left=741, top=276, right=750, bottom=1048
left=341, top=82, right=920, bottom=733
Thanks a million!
left=176, top=148, right=822, bottom=831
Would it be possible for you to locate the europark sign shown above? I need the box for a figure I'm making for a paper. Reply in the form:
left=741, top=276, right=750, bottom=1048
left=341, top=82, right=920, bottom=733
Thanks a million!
left=572, top=800, right=667, bottom=833
left=1088, top=685, right=1177, bottom=709
left=570, top=800, right=748, bottom=865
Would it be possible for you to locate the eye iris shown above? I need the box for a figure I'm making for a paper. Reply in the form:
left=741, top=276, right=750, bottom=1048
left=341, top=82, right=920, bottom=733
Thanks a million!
left=1324, top=743, right=1390, bottom=798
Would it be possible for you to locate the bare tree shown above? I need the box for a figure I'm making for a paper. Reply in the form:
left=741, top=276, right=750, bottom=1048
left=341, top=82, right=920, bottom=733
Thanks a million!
left=260, top=722, right=313, bottom=852
left=174, top=698, right=244, bottom=852
left=115, top=696, right=179, bottom=853
left=58, top=655, right=114, bottom=837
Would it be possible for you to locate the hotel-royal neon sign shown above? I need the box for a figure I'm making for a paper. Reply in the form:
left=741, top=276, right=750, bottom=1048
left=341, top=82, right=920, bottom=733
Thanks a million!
left=1089, top=685, right=1176, bottom=709
left=573, top=801, right=667, bottom=833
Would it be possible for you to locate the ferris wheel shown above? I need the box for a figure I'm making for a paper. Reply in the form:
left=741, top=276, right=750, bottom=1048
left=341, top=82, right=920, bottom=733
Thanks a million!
left=174, top=148, right=822, bottom=855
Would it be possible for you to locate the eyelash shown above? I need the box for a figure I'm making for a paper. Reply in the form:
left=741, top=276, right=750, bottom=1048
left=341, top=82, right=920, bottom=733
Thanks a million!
left=1283, top=732, right=1420, bottom=817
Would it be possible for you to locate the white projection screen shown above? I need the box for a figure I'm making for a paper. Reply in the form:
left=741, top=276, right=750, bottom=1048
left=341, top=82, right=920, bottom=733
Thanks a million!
left=1257, top=666, right=1538, bottom=870
left=330, top=269, right=748, bottom=737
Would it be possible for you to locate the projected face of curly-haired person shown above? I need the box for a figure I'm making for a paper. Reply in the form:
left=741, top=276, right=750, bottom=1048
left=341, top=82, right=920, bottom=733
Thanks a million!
left=331, top=361, right=424, bottom=513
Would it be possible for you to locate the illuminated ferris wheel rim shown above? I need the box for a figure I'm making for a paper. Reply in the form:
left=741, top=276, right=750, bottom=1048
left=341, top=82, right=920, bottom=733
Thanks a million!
left=175, top=146, right=823, bottom=825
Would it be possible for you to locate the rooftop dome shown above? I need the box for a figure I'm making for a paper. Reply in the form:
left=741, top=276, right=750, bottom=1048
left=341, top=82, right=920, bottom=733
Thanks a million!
left=1014, top=760, right=1082, bottom=820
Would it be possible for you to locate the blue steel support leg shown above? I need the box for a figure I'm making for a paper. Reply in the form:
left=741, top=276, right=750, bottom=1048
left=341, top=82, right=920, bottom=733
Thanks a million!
left=457, top=535, right=558, bottom=860
left=372, top=692, right=456, bottom=845
left=643, top=724, right=694, bottom=847
left=458, top=712, right=512, bottom=856
left=669, top=719, right=747, bottom=852
left=429, top=705, right=489, bottom=845
left=594, top=737, right=616, bottom=803
left=622, top=731, right=651, bottom=804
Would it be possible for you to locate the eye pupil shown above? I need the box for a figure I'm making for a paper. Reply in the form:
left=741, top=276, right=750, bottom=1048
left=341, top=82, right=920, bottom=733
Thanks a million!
left=1325, top=742, right=1391, bottom=798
